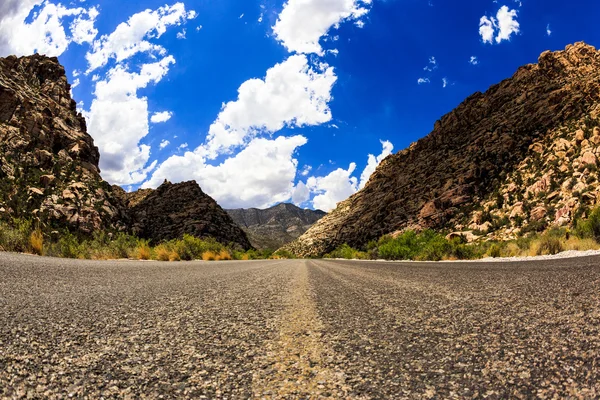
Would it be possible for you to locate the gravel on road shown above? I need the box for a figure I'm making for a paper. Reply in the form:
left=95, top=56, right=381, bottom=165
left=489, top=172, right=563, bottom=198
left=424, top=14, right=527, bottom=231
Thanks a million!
left=1, top=253, right=600, bottom=398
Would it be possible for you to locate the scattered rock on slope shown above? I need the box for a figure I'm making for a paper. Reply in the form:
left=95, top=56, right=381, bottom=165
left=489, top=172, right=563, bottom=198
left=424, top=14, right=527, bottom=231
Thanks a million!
left=284, top=42, right=600, bottom=257
left=0, top=54, right=125, bottom=233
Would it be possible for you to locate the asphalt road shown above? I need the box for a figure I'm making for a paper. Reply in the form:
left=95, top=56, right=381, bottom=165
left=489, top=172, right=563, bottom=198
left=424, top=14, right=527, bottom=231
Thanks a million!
left=1, top=254, right=600, bottom=399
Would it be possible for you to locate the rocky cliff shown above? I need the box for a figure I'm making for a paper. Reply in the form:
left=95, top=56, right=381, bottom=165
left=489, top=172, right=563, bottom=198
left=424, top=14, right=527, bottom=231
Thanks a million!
left=115, top=181, right=252, bottom=250
left=0, top=54, right=252, bottom=249
left=285, top=42, right=600, bottom=257
left=226, top=203, right=325, bottom=249
left=0, top=54, right=124, bottom=233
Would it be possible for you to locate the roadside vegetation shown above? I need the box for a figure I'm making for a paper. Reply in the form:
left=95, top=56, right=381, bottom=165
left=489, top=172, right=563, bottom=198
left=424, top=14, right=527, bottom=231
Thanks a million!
left=0, top=220, right=276, bottom=261
left=3, top=206, right=600, bottom=262
left=324, top=206, right=600, bottom=261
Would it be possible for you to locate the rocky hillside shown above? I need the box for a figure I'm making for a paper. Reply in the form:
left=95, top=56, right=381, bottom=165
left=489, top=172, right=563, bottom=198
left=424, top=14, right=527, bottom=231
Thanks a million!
left=285, top=42, right=600, bottom=257
left=115, top=181, right=252, bottom=250
left=0, top=54, right=125, bottom=233
left=226, top=203, right=325, bottom=249
left=0, top=54, right=251, bottom=249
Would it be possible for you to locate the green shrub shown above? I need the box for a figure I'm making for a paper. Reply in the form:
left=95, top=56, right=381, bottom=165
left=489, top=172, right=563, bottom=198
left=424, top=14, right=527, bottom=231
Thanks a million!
left=536, top=235, right=564, bottom=255
left=575, top=206, right=600, bottom=242
left=0, top=218, right=32, bottom=253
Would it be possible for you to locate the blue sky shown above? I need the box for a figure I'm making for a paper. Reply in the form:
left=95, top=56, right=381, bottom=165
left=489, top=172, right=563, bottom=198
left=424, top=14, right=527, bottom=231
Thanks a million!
left=1, top=0, right=599, bottom=210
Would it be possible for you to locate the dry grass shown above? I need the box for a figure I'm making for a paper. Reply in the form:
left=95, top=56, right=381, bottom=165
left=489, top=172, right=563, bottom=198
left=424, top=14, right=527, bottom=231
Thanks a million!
left=169, top=250, right=181, bottom=262
left=564, top=237, right=600, bottom=251
left=29, top=230, right=43, bottom=255
left=218, top=250, right=232, bottom=261
left=155, top=245, right=171, bottom=261
left=202, top=251, right=217, bottom=261
left=135, top=244, right=152, bottom=260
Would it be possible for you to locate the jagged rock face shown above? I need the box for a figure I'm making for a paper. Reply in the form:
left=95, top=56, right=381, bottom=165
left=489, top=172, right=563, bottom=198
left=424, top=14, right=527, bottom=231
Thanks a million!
left=116, top=181, right=253, bottom=250
left=0, top=54, right=124, bottom=233
left=285, top=42, right=600, bottom=257
left=226, top=203, right=326, bottom=250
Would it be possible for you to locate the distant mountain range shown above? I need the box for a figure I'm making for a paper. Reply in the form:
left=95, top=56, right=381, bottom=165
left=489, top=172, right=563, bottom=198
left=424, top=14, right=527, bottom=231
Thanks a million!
left=285, top=42, right=600, bottom=257
left=226, top=203, right=325, bottom=250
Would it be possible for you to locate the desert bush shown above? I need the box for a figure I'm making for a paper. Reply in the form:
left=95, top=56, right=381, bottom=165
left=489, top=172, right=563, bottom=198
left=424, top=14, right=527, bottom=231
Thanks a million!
left=575, top=206, right=600, bottom=242
left=202, top=251, right=217, bottom=261
left=534, top=230, right=565, bottom=255
left=0, top=218, right=32, bottom=253
left=29, top=229, right=43, bottom=255
left=487, top=243, right=503, bottom=258
left=564, top=237, right=599, bottom=251
left=155, top=244, right=171, bottom=261
left=273, top=249, right=296, bottom=259
left=134, top=240, right=152, bottom=260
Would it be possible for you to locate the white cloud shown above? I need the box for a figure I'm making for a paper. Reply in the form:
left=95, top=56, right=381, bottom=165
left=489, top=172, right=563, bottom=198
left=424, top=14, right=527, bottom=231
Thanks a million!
left=359, top=140, right=393, bottom=189
left=144, top=136, right=308, bottom=209
left=70, top=6, right=99, bottom=45
left=85, top=56, right=175, bottom=185
left=0, top=0, right=96, bottom=57
left=150, top=111, right=173, bottom=123
left=178, top=143, right=189, bottom=150
left=303, top=140, right=394, bottom=211
left=204, top=54, right=337, bottom=158
left=495, top=6, right=520, bottom=42
left=292, top=181, right=310, bottom=205
left=239, top=13, right=245, bottom=19
left=479, top=16, right=495, bottom=44
left=159, top=140, right=170, bottom=149
left=479, top=6, right=519, bottom=44
left=469, top=56, right=479, bottom=65
left=176, top=29, right=187, bottom=39
left=417, top=77, right=430, bottom=84
left=85, top=3, right=196, bottom=73
left=546, top=24, right=552, bottom=36
left=423, top=56, right=437, bottom=72
left=273, top=0, right=372, bottom=55
left=442, top=77, right=448, bottom=88
left=307, top=163, right=358, bottom=211
left=300, top=165, right=312, bottom=176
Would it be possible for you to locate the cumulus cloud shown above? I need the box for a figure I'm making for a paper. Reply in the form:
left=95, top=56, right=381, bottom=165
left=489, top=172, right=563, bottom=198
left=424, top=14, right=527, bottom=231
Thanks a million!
left=359, top=140, right=393, bottom=189
left=144, top=136, right=308, bottom=209
left=85, top=56, right=175, bottom=185
left=204, top=54, right=337, bottom=158
left=417, top=77, right=430, bottom=85
left=159, top=140, right=170, bottom=149
left=70, top=6, right=99, bottom=45
left=479, top=16, right=495, bottom=44
left=546, top=24, right=552, bottom=36
left=302, top=140, right=394, bottom=211
left=469, top=56, right=479, bottom=65
left=306, top=163, right=358, bottom=211
left=273, top=0, right=372, bottom=55
left=292, top=181, right=310, bottom=205
left=150, top=111, right=173, bottom=123
left=479, top=6, right=520, bottom=44
left=0, top=0, right=98, bottom=57
left=85, top=3, right=196, bottom=72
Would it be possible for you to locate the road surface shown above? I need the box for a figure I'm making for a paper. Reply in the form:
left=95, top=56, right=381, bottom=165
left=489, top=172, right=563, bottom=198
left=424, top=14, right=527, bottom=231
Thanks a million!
left=1, top=253, right=600, bottom=398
